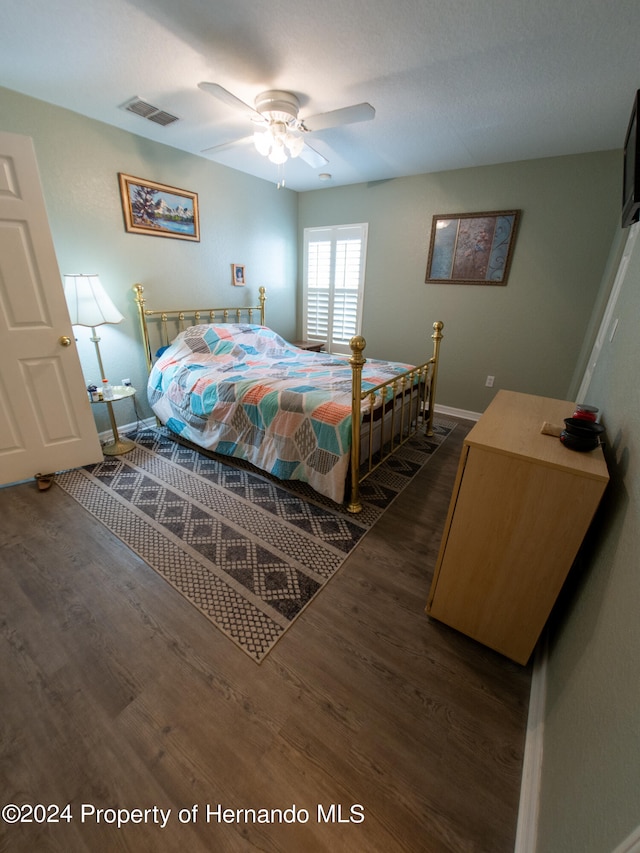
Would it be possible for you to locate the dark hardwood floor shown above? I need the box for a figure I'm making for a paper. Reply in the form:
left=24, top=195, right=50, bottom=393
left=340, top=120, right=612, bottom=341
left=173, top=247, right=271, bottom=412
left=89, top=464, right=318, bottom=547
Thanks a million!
left=0, top=419, right=531, bottom=853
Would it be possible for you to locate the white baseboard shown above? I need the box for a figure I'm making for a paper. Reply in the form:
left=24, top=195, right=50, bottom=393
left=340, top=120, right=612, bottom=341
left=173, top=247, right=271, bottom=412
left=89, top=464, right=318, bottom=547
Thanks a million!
left=514, top=634, right=548, bottom=853
left=434, top=403, right=481, bottom=422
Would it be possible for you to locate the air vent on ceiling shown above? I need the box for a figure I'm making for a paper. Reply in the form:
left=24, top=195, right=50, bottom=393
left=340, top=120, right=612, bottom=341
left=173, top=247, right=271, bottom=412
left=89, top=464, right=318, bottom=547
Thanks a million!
left=121, top=97, right=180, bottom=127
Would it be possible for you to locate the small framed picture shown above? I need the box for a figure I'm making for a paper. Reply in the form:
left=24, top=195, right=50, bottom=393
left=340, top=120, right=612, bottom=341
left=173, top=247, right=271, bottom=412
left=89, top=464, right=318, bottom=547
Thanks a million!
left=231, top=263, right=246, bottom=286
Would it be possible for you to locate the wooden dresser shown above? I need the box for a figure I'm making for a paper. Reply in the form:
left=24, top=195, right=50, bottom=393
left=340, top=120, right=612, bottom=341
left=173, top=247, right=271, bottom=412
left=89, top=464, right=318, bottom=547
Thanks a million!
left=426, top=390, right=609, bottom=664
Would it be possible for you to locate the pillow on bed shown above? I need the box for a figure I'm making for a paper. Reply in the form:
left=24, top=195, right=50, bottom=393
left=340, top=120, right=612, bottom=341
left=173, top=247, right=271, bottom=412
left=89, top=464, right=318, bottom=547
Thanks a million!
left=176, top=323, right=295, bottom=358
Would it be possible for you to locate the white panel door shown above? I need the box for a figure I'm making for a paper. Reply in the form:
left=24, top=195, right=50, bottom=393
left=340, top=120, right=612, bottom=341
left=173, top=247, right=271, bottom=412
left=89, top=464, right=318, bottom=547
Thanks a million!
left=0, top=131, right=103, bottom=486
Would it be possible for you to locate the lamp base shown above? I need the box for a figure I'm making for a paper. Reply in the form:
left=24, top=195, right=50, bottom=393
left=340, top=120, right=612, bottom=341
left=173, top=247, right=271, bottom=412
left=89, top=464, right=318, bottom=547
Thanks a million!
left=102, top=437, right=136, bottom=456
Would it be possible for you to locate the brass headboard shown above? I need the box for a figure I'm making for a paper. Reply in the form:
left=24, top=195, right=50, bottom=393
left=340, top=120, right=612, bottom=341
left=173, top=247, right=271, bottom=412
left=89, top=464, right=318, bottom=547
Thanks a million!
left=133, top=283, right=267, bottom=373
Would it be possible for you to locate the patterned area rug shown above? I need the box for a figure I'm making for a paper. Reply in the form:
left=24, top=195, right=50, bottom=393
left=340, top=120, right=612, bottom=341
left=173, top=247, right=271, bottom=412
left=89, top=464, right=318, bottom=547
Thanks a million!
left=55, top=421, right=454, bottom=663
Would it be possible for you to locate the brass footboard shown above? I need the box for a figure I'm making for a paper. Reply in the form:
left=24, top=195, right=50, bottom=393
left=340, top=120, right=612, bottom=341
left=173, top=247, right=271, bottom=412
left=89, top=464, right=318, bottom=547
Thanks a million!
left=347, top=321, right=444, bottom=513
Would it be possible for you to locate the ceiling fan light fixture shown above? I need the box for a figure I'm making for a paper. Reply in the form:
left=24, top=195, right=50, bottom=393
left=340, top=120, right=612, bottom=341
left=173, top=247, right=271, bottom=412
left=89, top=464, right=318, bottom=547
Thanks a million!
left=254, top=122, right=304, bottom=164
left=199, top=83, right=376, bottom=179
left=268, top=139, right=288, bottom=165
left=285, top=134, right=304, bottom=158
left=253, top=129, right=272, bottom=156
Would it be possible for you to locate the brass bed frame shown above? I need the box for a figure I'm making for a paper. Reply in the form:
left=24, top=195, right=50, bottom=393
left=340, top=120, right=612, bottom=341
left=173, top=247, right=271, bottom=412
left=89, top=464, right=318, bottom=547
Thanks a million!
left=133, top=283, right=443, bottom=513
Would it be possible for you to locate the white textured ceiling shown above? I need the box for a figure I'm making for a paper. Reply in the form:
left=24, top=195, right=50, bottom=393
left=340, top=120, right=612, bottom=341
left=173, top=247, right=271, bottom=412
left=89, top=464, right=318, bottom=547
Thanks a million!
left=2, top=0, right=639, bottom=191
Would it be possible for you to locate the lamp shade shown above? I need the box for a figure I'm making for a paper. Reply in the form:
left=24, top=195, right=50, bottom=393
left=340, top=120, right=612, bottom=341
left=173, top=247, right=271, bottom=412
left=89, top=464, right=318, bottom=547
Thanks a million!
left=63, top=274, right=124, bottom=327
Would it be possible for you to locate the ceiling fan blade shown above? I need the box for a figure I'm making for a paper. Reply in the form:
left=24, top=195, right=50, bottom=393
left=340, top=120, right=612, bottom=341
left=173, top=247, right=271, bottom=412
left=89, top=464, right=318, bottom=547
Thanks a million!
left=201, top=135, right=255, bottom=155
left=302, top=102, right=375, bottom=132
left=198, top=82, right=262, bottom=119
left=298, top=143, right=329, bottom=169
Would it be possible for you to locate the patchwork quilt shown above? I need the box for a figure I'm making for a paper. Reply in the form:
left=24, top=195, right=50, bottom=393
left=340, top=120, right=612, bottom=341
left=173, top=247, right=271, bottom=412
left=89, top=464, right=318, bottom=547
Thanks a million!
left=147, top=324, right=418, bottom=504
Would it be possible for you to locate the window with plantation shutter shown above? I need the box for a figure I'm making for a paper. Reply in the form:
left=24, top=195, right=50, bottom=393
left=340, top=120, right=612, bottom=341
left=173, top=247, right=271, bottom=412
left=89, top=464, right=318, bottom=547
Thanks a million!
left=303, top=223, right=368, bottom=354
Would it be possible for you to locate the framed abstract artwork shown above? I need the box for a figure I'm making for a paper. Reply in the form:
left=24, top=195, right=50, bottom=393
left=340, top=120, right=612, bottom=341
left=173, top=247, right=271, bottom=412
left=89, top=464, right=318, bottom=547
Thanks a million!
left=118, top=173, right=200, bottom=241
left=425, top=210, right=520, bottom=285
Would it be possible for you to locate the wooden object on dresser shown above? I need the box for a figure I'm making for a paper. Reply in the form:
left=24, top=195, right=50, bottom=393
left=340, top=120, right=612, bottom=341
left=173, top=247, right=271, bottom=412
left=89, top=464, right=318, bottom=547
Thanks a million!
left=426, top=389, right=609, bottom=665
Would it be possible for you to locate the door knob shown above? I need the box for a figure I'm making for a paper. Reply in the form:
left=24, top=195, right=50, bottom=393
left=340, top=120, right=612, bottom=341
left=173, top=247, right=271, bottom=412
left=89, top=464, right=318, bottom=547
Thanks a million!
left=59, top=335, right=72, bottom=347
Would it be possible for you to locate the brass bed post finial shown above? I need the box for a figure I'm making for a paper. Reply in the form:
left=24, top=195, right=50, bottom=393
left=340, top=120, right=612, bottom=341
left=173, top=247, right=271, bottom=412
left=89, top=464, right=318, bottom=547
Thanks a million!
left=426, top=321, right=444, bottom=436
left=258, top=286, right=266, bottom=325
left=133, top=283, right=153, bottom=375
left=347, top=335, right=367, bottom=514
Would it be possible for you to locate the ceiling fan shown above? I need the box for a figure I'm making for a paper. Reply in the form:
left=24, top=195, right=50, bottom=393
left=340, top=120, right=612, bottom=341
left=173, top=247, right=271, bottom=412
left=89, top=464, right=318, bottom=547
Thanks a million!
left=198, top=82, right=375, bottom=169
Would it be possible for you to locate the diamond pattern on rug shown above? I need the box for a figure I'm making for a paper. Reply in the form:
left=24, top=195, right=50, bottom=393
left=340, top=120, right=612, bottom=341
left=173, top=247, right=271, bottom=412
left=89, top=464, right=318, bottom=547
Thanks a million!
left=56, top=419, right=454, bottom=662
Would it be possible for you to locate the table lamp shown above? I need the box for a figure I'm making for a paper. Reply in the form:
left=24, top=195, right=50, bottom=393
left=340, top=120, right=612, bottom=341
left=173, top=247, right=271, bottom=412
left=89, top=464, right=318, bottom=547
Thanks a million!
left=63, top=274, right=135, bottom=455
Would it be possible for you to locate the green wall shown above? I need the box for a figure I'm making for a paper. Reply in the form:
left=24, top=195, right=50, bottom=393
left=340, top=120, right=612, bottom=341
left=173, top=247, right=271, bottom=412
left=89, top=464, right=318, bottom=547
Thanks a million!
left=299, top=154, right=621, bottom=414
left=0, top=86, right=299, bottom=431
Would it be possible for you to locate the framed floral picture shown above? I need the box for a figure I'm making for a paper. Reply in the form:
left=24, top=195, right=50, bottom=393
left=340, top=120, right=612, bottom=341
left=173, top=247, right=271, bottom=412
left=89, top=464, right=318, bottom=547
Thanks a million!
left=118, top=173, right=200, bottom=241
left=426, top=210, right=520, bottom=284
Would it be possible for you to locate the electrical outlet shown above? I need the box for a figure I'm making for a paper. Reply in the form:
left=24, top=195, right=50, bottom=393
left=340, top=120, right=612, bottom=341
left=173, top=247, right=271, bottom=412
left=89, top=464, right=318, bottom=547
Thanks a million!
left=485, top=375, right=495, bottom=387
